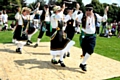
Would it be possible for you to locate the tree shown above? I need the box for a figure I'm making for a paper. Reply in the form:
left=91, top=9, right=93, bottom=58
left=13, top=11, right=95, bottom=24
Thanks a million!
left=91, top=0, right=104, bottom=15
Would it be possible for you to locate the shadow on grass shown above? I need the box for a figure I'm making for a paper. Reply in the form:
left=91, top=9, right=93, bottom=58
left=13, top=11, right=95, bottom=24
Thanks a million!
left=14, top=59, right=85, bottom=74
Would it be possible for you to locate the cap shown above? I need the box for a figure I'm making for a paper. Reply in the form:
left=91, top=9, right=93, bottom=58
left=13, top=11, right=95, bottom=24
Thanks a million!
left=21, top=7, right=31, bottom=13
left=85, top=4, right=93, bottom=10
left=53, top=6, right=61, bottom=12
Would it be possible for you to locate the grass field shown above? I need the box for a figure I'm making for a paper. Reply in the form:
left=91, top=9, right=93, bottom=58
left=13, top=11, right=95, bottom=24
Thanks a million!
left=73, top=34, right=120, bottom=61
left=0, top=20, right=120, bottom=80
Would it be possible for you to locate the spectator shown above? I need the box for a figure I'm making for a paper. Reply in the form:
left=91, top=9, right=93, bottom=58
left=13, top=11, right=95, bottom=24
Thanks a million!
left=0, top=11, right=3, bottom=30
left=111, top=22, right=117, bottom=36
left=104, top=26, right=112, bottom=38
left=8, top=21, right=16, bottom=31
left=96, top=21, right=101, bottom=35
left=100, top=22, right=107, bottom=36
left=1, top=10, right=8, bottom=31
left=117, top=21, right=120, bottom=38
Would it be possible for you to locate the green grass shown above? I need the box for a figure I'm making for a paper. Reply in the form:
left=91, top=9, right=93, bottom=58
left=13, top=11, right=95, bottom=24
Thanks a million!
left=0, top=31, right=50, bottom=43
left=105, top=77, right=120, bottom=80
left=73, top=34, right=120, bottom=61
left=0, top=20, right=50, bottom=43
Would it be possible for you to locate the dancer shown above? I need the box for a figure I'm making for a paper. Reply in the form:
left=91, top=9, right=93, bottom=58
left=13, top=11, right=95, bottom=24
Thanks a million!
left=14, top=7, right=31, bottom=54
left=26, top=3, right=41, bottom=45
left=50, top=4, right=75, bottom=67
left=63, top=3, right=80, bottom=58
left=34, top=4, right=51, bottom=48
left=79, top=4, right=108, bottom=71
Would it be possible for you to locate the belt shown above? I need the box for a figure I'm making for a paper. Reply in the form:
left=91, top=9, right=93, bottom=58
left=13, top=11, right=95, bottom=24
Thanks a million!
left=85, top=33, right=96, bottom=36
left=81, top=31, right=96, bottom=36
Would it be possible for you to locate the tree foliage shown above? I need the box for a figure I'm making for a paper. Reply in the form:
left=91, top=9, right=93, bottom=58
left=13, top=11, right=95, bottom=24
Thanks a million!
left=90, top=0, right=120, bottom=23
left=54, top=0, right=120, bottom=23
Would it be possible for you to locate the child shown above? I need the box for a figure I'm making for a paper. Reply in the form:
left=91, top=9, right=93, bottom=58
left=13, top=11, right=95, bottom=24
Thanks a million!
left=0, top=11, right=3, bottom=30
left=9, top=21, right=15, bottom=31
left=104, top=26, right=112, bottom=38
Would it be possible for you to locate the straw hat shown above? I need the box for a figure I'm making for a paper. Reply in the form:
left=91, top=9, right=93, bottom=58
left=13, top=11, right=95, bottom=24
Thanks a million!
left=21, top=7, right=31, bottom=13
left=53, top=6, right=61, bottom=12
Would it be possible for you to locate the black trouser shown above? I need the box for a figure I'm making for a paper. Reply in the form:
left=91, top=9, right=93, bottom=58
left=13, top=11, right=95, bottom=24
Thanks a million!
left=38, top=22, right=45, bottom=38
left=45, top=22, right=51, bottom=37
left=81, top=35, right=96, bottom=56
left=96, top=27, right=100, bottom=34
left=38, top=21, right=51, bottom=38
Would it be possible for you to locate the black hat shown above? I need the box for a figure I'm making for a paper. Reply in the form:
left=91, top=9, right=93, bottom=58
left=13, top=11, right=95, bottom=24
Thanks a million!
left=85, top=4, right=93, bottom=9
left=67, top=7, right=73, bottom=10
left=44, top=5, right=49, bottom=8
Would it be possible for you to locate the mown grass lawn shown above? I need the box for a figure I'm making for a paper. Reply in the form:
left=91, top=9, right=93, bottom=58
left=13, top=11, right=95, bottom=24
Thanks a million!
left=73, top=34, right=120, bottom=61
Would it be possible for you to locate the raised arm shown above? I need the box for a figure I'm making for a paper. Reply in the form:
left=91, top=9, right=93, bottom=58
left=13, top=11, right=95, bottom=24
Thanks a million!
left=72, top=3, right=80, bottom=20
left=31, top=2, right=40, bottom=13
left=96, top=6, right=109, bottom=22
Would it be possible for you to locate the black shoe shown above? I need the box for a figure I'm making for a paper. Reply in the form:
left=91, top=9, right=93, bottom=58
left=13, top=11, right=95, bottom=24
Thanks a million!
left=58, top=60, right=66, bottom=67
left=51, top=59, right=58, bottom=64
left=27, top=40, right=32, bottom=44
left=63, top=53, right=66, bottom=58
left=67, top=52, right=70, bottom=57
left=16, top=48, right=22, bottom=54
left=34, top=44, right=38, bottom=48
left=79, top=64, right=87, bottom=71
left=26, top=42, right=30, bottom=45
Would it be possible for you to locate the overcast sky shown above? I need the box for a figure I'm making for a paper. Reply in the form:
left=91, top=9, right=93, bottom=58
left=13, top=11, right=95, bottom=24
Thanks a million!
left=26, top=0, right=120, bottom=6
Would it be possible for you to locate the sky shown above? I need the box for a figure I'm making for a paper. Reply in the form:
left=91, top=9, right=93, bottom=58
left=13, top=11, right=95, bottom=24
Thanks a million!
left=26, top=0, right=120, bottom=6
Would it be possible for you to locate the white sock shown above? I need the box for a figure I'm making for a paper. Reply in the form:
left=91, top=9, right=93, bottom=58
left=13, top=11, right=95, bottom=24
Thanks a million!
left=28, top=35, right=32, bottom=41
left=68, top=50, right=70, bottom=53
left=17, top=41, right=26, bottom=49
left=19, top=42, right=24, bottom=49
left=17, top=42, right=21, bottom=48
left=81, top=53, right=90, bottom=65
left=37, top=38, right=41, bottom=44
left=52, top=55, right=56, bottom=60
left=12, top=39, right=15, bottom=43
left=60, top=52, right=64, bottom=61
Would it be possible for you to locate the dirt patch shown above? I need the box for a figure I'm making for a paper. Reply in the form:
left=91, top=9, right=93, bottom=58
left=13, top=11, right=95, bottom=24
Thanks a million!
left=0, top=42, right=120, bottom=80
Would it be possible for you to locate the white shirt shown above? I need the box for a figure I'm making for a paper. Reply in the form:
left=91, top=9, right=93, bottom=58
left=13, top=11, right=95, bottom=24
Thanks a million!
left=77, top=13, right=107, bottom=34
left=0, top=14, right=3, bottom=24
left=44, top=9, right=50, bottom=22
left=0, top=14, right=3, bottom=21
left=15, top=12, right=29, bottom=25
left=51, top=13, right=61, bottom=29
left=64, top=10, right=78, bottom=26
left=2, top=14, right=8, bottom=23
left=77, top=13, right=83, bottom=23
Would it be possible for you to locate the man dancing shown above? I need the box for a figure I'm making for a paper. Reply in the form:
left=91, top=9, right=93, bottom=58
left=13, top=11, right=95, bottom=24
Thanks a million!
left=78, top=4, right=108, bottom=71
